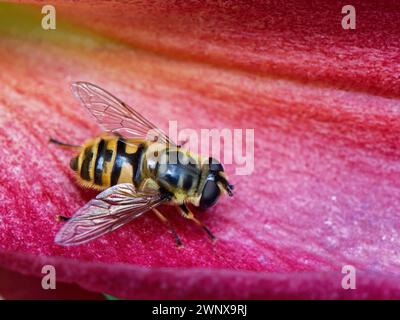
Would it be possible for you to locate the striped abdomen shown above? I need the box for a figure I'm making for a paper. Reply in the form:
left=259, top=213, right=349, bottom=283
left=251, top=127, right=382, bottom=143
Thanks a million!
left=70, top=136, right=147, bottom=190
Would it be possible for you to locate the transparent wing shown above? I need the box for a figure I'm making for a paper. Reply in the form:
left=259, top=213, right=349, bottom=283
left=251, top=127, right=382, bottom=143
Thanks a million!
left=55, top=183, right=167, bottom=246
left=71, top=81, right=175, bottom=146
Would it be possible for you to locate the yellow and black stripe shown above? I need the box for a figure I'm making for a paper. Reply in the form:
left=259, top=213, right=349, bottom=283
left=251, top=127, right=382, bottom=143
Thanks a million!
left=153, top=149, right=202, bottom=196
left=71, top=136, right=147, bottom=190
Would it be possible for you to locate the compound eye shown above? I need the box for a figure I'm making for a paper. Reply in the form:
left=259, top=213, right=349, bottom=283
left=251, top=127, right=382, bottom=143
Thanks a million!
left=199, top=180, right=220, bottom=209
left=208, top=157, right=224, bottom=172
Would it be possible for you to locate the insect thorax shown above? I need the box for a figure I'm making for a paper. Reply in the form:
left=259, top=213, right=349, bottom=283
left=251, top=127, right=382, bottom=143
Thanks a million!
left=147, top=146, right=203, bottom=197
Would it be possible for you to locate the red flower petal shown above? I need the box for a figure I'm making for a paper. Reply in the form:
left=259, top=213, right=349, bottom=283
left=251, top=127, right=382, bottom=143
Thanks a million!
left=0, top=1, right=400, bottom=299
left=49, top=0, right=400, bottom=97
left=0, top=266, right=103, bottom=299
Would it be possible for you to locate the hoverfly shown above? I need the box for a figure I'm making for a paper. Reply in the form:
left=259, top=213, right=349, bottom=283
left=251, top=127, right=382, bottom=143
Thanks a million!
left=51, top=82, right=234, bottom=247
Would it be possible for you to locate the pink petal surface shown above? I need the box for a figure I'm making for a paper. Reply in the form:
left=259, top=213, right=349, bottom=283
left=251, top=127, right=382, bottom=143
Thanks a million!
left=0, top=2, right=399, bottom=299
left=0, top=266, right=103, bottom=299
left=14, top=0, right=400, bottom=97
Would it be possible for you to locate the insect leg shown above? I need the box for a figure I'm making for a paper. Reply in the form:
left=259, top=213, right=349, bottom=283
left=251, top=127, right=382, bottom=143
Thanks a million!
left=152, top=208, right=183, bottom=248
left=49, top=138, right=80, bottom=150
left=55, top=215, right=70, bottom=222
left=177, top=139, right=189, bottom=148
left=178, top=204, right=216, bottom=241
